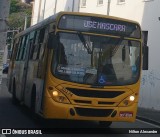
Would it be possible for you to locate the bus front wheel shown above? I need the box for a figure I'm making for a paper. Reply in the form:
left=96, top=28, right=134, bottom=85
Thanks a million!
left=98, top=121, right=112, bottom=128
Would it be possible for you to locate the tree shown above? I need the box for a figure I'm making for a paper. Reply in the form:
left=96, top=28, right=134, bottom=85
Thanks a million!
left=8, top=0, right=32, bottom=30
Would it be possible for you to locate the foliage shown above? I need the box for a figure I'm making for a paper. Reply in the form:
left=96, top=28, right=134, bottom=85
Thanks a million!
left=8, top=0, right=32, bottom=30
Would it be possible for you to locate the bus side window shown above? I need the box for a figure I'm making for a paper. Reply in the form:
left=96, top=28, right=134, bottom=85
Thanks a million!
left=16, top=37, right=23, bottom=61
left=32, top=30, right=40, bottom=60
left=29, top=31, right=37, bottom=59
left=11, top=38, right=19, bottom=60
left=39, top=28, right=48, bottom=59
left=10, top=39, right=16, bottom=59
left=33, top=28, right=46, bottom=60
left=20, top=35, right=29, bottom=60
left=22, top=35, right=30, bottom=60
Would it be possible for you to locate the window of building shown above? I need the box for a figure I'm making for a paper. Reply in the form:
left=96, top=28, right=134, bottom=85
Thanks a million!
left=81, top=0, right=86, bottom=7
left=117, top=0, right=125, bottom=4
left=97, top=0, right=103, bottom=6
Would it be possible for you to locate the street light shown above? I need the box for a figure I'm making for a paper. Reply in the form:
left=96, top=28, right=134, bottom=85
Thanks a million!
left=24, top=15, right=31, bottom=30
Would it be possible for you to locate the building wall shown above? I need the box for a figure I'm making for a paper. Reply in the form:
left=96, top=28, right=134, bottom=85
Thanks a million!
left=79, top=0, right=108, bottom=14
left=31, top=0, right=40, bottom=25
left=31, top=0, right=160, bottom=110
left=139, top=0, right=160, bottom=110
left=43, top=0, right=55, bottom=19
left=32, top=0, right=80, bottom=25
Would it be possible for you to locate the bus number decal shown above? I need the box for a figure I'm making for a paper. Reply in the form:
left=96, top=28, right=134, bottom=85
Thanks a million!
left=119, top=111, right=133, bottom=117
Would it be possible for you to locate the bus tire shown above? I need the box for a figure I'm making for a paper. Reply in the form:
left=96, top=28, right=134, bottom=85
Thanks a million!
left=98, top=121, right=112, bottom=128
left=12, top=79, right=19, bottom=105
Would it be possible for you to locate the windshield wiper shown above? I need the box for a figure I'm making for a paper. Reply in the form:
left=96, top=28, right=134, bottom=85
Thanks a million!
left=77, top=31, right=92, bottom=54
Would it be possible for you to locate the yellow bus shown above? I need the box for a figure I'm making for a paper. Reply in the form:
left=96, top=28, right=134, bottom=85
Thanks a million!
left=7, top=12, right=148, bottom=127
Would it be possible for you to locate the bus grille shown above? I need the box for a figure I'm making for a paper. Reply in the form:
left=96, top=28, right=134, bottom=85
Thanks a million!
left=66, top=88, right=124, bottom=98
left=75, top=107, right=113, bottom=117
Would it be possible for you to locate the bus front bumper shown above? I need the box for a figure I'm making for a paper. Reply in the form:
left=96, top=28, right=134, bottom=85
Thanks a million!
left=43, top=97, right=138, bottom=122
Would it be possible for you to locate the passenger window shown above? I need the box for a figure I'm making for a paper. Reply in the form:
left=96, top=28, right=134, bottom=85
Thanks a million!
left=19, top=35, right=29, bottom=60
left=22, top=35, right=30, bottom=60
left=16, top=37, right=23, bottom=60
left=39, top=28, right=48, bottom=59
left=32, top=30, right=40, bottom=60
left=30, top=31, right=37, bottom=59
left=11, top=38, right=19, bottom=60
left=33, top=28, right=46, bottom=60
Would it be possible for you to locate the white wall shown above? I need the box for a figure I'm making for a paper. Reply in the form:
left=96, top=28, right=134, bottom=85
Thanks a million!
left=43, top=0, right=55, bottom=19
left=79, top=0, right=108, bottom=15
left=32, top=0, right=80, bottom=25
left=139, top=0, right=160, bottom=110
left=31, top=0, right=40, bottom=25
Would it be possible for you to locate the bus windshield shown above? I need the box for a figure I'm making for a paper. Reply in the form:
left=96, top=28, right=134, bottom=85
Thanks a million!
left=52, top=32, right=140, bottom=86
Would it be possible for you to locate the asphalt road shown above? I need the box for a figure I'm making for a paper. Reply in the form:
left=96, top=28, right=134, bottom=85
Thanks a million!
left=0, top=79, right=160, bottom=137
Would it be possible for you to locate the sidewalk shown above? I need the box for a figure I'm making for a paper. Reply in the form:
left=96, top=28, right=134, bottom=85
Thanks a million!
left=137, top=107, right=160, bottom=126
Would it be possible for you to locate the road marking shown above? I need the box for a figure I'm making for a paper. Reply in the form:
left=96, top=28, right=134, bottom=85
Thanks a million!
left=136, top=119, right=160, bottom=128
left=0, top=135, right=6, bottom=137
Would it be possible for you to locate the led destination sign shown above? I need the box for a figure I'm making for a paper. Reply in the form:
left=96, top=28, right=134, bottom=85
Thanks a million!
left=84, top=20, right=126, bottom=32
left=58, top=15, right=141, bottom=38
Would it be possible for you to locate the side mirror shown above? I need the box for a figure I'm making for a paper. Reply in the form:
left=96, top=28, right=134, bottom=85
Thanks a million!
left=122, top=46, right=126, bottom=62
left=142, top=46, right=149, bottom=70
left=47, top=33, right=58, bottom=49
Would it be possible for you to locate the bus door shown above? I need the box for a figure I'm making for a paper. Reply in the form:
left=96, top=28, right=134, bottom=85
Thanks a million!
left=23, top=27, right=48, bottom=109
left=7, top=38, right=19, bottom=92
left=21, top=31, right=36, bottom=102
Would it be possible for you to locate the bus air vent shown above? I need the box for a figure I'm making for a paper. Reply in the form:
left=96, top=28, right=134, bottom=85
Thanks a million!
left=75, top=107, right=113, bottom=117
left=98, top=101, right=115, bottom=105
left=74, top=100, right=92, bottom=104
left=66, top=88, right=124, bottom=98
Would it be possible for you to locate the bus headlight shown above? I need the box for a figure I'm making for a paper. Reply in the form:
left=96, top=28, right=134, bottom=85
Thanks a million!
left=129, top=95, right=135, bottom=101
left=52, top=90, right=70, bottom=104
left=52, top=91, right=59, bottom=96
left=48, top=87, right=70, bottom=104
left=118, top=94, right=137, bottom=107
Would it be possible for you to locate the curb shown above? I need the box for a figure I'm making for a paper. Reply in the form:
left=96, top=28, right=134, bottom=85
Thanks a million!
left=136, top=115, right=160, bottom=126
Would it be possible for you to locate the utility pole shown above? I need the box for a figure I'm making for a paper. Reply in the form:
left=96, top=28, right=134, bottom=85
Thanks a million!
left=24, top=15, right=32, bottom=30
left=107, top=0, right=111, bottom=16
left=0, top=0, right=10, bottom=84
left=72, top=0, right=75, bottom=12
left=54, top=0, right=58, bottom=14
left=42, top=0, right=47, bottom=19
left=24, top=15, right=28, bottom=30
left=38, top=0, right=42, bottom=22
